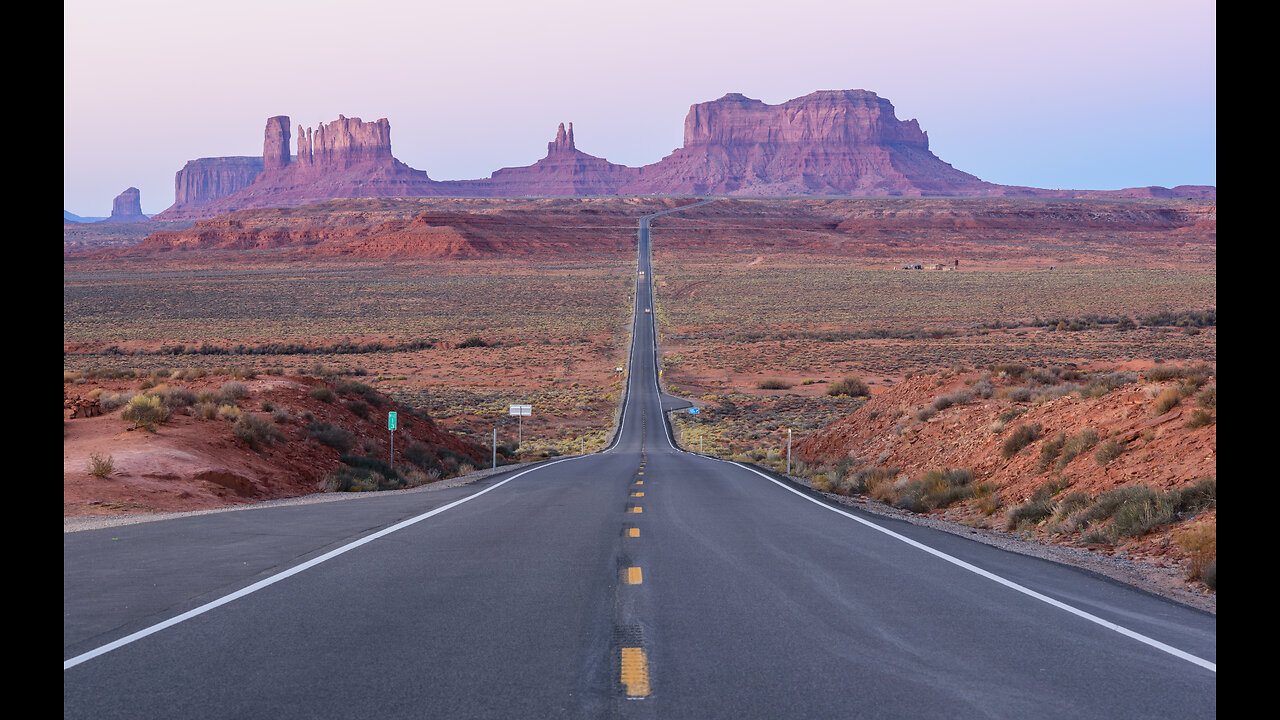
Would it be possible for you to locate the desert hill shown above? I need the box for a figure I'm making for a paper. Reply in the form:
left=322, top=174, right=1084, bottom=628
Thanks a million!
left=63, top=369, right=491, bottom=517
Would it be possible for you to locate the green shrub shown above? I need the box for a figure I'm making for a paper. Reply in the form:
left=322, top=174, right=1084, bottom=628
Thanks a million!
left=456, top=336, right=489, bottom=348
left=1001, top=423, right=1042, bottom=458
left=121, top=393, right=169, bottom=430
left=309, top=385, right=336, bottom=403
left=756, top=378, right=792, bottom=390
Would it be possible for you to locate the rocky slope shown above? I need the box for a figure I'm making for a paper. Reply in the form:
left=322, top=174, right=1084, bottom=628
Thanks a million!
left=793, top=361, right=1217, bottom=599
left=140, top=90, right=1214, bottom=220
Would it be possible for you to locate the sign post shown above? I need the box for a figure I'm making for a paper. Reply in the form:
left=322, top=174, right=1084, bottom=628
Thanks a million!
left=388, top=411, right=397, bottom=472
left=509, top=404, right=531, bottom=450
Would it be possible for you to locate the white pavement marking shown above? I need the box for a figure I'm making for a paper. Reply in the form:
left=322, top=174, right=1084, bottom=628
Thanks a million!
left=714, top=458, right=1217, bottom=673
left=64, top=456, right=583, bottom=670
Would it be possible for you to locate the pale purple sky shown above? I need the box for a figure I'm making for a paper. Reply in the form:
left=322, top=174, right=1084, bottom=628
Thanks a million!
left=64, top=0, right=1215, bottom=216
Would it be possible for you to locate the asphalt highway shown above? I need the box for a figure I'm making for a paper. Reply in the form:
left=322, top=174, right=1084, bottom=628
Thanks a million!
left=64, top=201, right=1215, bottom=718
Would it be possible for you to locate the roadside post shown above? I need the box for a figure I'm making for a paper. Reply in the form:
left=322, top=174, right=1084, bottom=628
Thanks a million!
left=388, top=411, right=397, bottom=472
left=509, top=404, right=531, bottom=451
left=492, top=426, right=497, bottom=469
left=787, top=428, right=792, bottom=475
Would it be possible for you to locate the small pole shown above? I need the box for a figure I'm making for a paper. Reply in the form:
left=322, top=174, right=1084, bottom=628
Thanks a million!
left=787, top=428, right=792, bottom=475
left=492, top=426, right=497, bottom=469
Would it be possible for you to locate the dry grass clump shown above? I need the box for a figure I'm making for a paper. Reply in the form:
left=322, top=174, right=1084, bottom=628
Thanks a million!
left=826, top=375, right=869, bottom=398
left=756, top=378, right=793, bottom=390
left=1175, top=519, right=1216, bottom=588
left=87, top=452, right=114, bottom=478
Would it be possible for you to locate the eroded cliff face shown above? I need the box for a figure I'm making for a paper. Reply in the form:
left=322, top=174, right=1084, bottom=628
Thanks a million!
left=159, top=157, right=264, bottom=219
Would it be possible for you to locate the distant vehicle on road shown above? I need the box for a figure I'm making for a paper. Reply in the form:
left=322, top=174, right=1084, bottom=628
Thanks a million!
left=645, top=308, right=651, bottom=313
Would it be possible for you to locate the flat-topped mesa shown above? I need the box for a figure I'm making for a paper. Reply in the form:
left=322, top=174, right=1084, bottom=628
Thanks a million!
left=683, top=90, right=930, bottom=149
left=548, top=122, right=576, bottom=155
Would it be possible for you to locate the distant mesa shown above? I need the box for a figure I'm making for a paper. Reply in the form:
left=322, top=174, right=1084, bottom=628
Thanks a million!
left=145, top=90, right=1214, bottom=220
left=104, top=187, right=149, bottom=223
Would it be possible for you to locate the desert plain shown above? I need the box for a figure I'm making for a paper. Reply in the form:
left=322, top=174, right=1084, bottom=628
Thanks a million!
left=63, top=195, right=1215, bottom=606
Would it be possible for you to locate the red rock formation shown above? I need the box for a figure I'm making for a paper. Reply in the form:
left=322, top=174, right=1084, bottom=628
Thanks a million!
left=153, top=157, right=264, bottom=220
left=105, top=187, right=148, bottom=223
left=620, top=90, right=995, bottom=196
left=263, top=116, right=291, bottom=172
left=481, top=122, right=640, bottom=196
left=153, top=91, right=1215, bottom=219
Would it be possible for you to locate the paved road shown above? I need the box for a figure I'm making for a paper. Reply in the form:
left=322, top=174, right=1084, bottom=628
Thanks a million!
left=65, top=201, right=1215, bottom=718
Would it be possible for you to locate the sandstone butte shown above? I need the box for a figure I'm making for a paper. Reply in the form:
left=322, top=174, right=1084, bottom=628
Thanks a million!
left=146, top=89, right=1215, bottom=221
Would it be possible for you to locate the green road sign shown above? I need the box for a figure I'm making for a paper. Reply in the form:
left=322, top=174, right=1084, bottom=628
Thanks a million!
left=388, top=411, right=397, bottom=431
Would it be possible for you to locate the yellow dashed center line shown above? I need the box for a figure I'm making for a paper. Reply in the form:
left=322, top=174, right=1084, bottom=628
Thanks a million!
left=626, top=566, right=643, bottom=584
left=631, top=492, right=644, bottom=497
left=628, top=527, right=640, bottom=537
left=620, top=647, right=651, bottom=698
left=629, top=506, right=642, bottom=513
left=635, top=480, right=643, bottom=485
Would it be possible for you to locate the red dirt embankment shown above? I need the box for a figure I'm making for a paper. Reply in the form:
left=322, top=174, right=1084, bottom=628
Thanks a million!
left=63, top=373, right=487, bottom=517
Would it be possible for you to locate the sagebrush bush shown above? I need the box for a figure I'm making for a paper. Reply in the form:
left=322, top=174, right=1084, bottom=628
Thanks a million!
left=1056, top=428, right=1098, bottom=471
left=1038, top=432, right=1066, bottom=471
left=218, top=381, right=249, bottom=404
left=1094, top=438, right=1126, bottom=465
left=233, top=413, right=284, bottom=450
left=1001, top=423, right=1041, bottom=458
left=1184, top=409, right=1214, bottom=428
left=306, top=422, right=354, bottom=452
left=309, top=385, right=336, bottom=403
left=756, top=378, right=792, bottom=389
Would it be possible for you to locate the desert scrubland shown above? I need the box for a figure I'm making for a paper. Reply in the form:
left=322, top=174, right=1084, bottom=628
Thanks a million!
left=64, top=196, right=1214, bottom=599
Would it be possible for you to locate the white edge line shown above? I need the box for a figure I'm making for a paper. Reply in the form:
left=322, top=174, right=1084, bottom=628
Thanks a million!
left=64, top=456, right=583, bottom=670
left=707, top=457, right=1216, bottom=673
